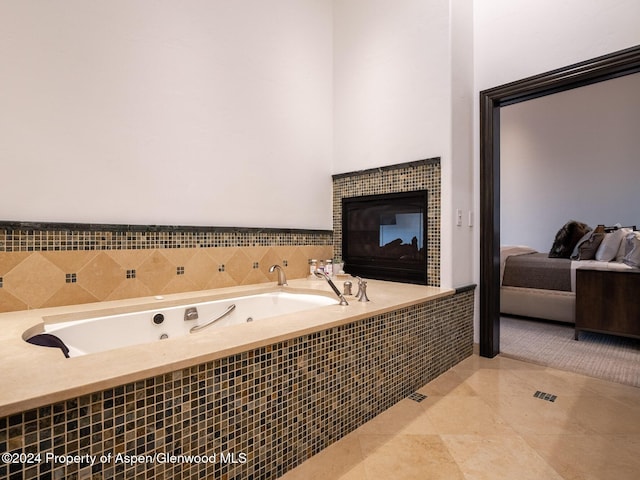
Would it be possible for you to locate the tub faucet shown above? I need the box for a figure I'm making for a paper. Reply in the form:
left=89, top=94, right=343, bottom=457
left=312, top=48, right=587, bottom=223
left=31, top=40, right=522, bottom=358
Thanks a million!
left=314, top=270, right=349, bottom=306
left=269, top=264, right=288, bottom=286
left=354, top=277, right=370, bottom=302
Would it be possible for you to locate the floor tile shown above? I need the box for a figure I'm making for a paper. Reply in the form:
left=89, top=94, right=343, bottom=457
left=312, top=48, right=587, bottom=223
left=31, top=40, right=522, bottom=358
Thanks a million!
left=441, top=434, right=564, bottom=480
left=358, top=434, right=465, bottom=480
left=278, top=354, right=640, bottom=480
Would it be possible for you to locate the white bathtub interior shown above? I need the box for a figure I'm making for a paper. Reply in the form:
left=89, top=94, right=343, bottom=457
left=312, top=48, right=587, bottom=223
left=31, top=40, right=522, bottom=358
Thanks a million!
left=42, top=291, right=339, bottom=357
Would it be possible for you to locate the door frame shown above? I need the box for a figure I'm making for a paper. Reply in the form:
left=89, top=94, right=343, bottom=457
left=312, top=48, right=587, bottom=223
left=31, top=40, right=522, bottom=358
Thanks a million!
left=479, top=45, right=640, bottom=358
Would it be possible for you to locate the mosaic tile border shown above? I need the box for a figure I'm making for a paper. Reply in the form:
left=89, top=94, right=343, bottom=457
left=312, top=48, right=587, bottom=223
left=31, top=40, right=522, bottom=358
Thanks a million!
left=0, top=224, right=332, bottom=252
left=332, top=158, right=441, bottom=287
left=0, top=290, right=474, bottom=480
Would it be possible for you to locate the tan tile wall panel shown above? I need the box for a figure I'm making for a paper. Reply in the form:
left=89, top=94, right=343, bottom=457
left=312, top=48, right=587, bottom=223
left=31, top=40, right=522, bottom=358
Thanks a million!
left=0, top=290, right=474, bottom=480
left=0, top=245, right=333, bottom=313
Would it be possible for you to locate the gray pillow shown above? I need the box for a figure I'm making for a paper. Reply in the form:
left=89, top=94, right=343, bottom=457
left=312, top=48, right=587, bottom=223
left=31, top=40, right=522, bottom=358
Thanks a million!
left=622, top=232, right=640, bottom=267
left=571, top=231, right=605, bottom=260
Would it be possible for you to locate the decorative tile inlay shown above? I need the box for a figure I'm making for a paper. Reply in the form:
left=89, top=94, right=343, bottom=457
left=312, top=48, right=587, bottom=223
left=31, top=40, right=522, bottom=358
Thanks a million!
left=407, top=392, right=428, bottom=402
left=533, top=391, right=557, bottom=403
left=0, top=290, right=474, bottom=480
left=0, top=224, right=332, bottom=252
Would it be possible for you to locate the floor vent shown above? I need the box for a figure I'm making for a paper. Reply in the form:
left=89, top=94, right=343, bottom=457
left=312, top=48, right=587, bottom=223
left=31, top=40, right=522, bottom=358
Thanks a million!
left=533, top=390, right=557, bottom=402
left=407, top=392, right=427, bottom=402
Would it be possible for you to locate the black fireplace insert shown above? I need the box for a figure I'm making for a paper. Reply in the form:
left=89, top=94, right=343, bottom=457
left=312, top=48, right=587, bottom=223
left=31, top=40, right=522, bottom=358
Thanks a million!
left=342, top=190, right=427, bottom=284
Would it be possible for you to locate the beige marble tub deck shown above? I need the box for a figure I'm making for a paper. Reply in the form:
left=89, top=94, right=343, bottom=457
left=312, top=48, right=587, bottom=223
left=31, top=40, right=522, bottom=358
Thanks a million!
left=0, top=278, right=452, bottom=417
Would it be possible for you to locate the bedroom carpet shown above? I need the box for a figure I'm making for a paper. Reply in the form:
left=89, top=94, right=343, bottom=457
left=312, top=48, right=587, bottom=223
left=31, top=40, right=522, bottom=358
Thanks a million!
left=500, top=316, right=640, bottom=388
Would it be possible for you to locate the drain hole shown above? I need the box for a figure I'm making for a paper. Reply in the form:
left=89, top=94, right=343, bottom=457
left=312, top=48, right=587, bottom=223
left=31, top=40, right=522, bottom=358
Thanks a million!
left=246, top=317, right=253, bottom=322
left=533, top=390, right=557, bottom=402
left=407, top=392, right=427, bottom=402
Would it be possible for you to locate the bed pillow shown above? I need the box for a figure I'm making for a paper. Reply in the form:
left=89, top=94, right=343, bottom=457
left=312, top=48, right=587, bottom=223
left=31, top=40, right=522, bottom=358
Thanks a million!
left=595, top=228, right=626, bottom=262
left=549, top=220, right=591, bottom=258
left=622, top=232, right=640, bottom=267
left=571, top=231, right=605, bottom=260
left=615, top=228, right=634, bottom=262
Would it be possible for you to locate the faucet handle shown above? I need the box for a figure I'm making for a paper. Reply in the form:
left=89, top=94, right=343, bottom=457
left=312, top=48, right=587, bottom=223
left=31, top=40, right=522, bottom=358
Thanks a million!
left=357, top=281, right=370, bottom=302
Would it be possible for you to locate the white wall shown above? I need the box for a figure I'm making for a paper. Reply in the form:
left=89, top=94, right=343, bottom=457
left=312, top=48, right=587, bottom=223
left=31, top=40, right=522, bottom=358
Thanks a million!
left=333, top=0, right=450, bottom=170
left=333, top=0, right=475, bottom=289
left=0, top=0, right=333, bottom=229
left=501, top=73, right=640, bottom=252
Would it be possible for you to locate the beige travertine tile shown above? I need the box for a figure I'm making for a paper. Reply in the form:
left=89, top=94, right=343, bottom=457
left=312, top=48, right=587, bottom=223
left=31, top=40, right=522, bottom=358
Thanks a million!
left=105, top=277, right=153, bottom=301
left=277, top=354, right=640, bottom=480
left=77, top=252, right=125, bottom=299
left=442, top=434, right=564, bottom=480
left=137, top=250, right=176, bottom=294
left=240, top=268, right=269, bottom=285
left=225, top=249, right=253, bottom=284
left=461, top=368, right=545, bottom=397
left=3, top=253, right=65, bottom=307
left=157, top=247, right=197, bottom=267
left=259, top=248, right=283, bottom=278
left=208, top=271, right=239, bottom=289
left=358, top=434, right=465, bottom=480
left=106, top=248, right=153, bottom=268
left=41, top=283, right=99, bottom=309
left=523, top=433, right=640, bottom=480
left=354, top=399, right=437, bottom=436
left=479, top=393, right=596, bottom=436
left=160, top=275, right=200, bottom=295
left=41, top=250, right=99, bottom=274
left=286, top=247, right=314, bottom=279
left=279, top=432, right=367, bottom=480
left=508, top=367, right=606, bottom=397
left=185, top=249, right=220, bottom=288
left=560, top=395, right=640, bottom=434
left=416, top=369, right=477, bottom=397
left=0, top=289, right=27, bottom=312
left=0, top=251, right=31, bottom=274
left=552, top=369, right=640, bottom=398
left=418, top=395, right=516, bottom=435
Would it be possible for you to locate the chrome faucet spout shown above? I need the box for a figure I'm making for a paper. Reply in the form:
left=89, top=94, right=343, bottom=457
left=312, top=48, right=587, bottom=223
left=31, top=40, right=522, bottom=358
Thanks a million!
left=269, top=264, right=288, bottom=286
left=314, top=271, right=349, bottom=306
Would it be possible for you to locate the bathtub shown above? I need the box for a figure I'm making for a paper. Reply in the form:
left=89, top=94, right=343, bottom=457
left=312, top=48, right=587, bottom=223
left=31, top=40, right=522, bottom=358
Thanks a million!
left=41, top=291, right=338, bottom=357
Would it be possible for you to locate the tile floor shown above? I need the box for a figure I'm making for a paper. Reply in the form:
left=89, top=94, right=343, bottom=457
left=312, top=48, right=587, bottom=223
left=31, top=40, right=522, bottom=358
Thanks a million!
left=279, top=354, right=640, bottom=480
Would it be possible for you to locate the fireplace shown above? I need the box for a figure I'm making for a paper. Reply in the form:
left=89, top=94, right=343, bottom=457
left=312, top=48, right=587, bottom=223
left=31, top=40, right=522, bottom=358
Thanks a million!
left=342, top=190, right=428, bottom=284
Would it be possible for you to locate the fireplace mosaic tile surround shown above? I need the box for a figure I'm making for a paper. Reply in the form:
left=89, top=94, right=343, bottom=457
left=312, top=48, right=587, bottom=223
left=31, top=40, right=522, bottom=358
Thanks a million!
left=332, top=158, right=441, bottom=287
left=0, top=289, right=474, bottom=480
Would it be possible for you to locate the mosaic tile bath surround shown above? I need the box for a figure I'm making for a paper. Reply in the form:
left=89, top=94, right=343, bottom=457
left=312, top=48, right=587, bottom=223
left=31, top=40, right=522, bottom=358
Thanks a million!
left=332, top=158, right=441, bottom=287
left=0, top=226, right=332, bottom=313
left=0, top=290, right=474, bottom=480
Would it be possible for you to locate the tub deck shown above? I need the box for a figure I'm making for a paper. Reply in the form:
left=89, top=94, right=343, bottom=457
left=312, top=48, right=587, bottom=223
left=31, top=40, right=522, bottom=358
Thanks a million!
left=0, top=278, right=453, bottom=417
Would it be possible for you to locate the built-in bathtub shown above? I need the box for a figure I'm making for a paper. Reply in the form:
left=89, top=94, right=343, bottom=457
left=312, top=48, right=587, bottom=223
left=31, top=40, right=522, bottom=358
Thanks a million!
left=0, top=279, right=474, bottom=480
left=38, top=291, right=338, bottom=357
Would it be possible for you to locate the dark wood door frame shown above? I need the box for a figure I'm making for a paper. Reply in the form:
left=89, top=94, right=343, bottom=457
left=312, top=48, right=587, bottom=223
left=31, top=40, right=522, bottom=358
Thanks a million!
left=479, top=45, right=640, bottom=358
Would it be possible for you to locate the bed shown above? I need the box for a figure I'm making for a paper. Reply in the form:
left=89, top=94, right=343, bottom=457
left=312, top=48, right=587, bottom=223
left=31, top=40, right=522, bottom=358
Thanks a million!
left=500, top=222, right=640, bottom=324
